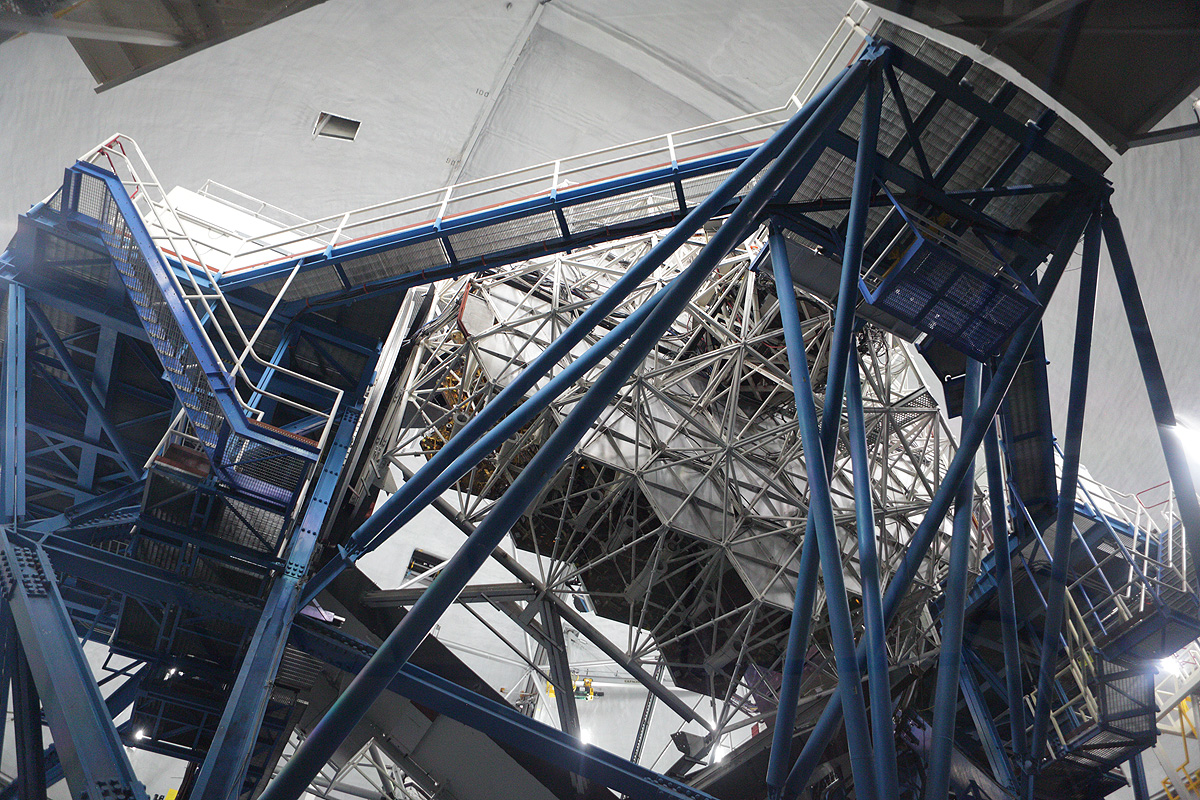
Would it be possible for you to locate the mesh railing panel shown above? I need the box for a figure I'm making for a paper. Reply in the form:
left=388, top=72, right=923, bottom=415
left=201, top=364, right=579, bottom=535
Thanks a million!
left=72, top=169, right=313, bottom=503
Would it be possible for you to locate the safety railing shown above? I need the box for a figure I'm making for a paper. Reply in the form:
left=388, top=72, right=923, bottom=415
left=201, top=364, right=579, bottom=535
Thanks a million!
left=54, top=159, right=330, bottom=506
left=72, top=135, right=344, bottom=456
left=76, top=4, right=874, bottom=290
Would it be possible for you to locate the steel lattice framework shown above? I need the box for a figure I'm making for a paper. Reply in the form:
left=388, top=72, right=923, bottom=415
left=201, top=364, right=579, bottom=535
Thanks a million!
left=368, top=228, right=978, bottom=750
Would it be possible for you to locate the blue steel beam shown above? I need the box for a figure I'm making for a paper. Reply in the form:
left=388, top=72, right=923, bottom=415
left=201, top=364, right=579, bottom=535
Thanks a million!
left=1102, top=203, right=1200, bottom=590
left=3, top=283, right=27, bottom=522
left=288, top=619, right=721, bottom=800
left=1128, top=754, right=1150, bottom=800
left=190, top=406, right=361, bottom=800
left=11, top=634, right=45, bottom=800
left=927, top=359, right=981, bottom=800
left=1029, top=209, right=1100, bottom=769
left=26, top=302, right=140, bottom=479
left=982, top=409, right=1029, bottom=768
left=959, top=652, right=1017, bottom=792
left=846, top=343, right=900, bottom=796
left=781, top=207, right=1092, bottom=799
left=0, top=665, right=148, bottom=800
left=766, top=56, right=884, bottom=799
left=263, top=57, right=873, bottom=800
left=0, top=528, right=147, bottom=800
left=298, top=59, right=856, bottom=610
left=771, top=229, right=878, bottom=800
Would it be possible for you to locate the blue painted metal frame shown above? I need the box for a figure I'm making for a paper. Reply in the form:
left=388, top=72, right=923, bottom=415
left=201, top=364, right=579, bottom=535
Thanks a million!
left=1029, top=208, right=1100, bottom=769
left=262, top=58, right=874, bottom=800
left=190, top=403, right=362, bottom=800
left=299, top=59, right=856, bottom=609
left=3, top=283, right=27, bottom=522
left=782, top=208, right=1092, bottom=799
left=928, top=359, right=981, bottom=800
left=0, top=526, right=147, bottom=799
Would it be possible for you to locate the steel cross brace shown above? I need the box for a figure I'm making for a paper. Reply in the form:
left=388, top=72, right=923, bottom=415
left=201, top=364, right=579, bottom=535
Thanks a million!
left=288, top=618, right=722, bottom=800
left=264, top=57, right=874, bottom=800
left=766, top=54, right=885, bottom=800
left=781, top=207, right=1093, bottom=799
left=0, top=527, right=147, bottom=800
left=26, top=302, right=140, bottom=480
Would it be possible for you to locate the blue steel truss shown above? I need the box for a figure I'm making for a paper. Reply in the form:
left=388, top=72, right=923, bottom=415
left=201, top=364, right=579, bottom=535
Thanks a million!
left=0, top=14, right=1197, bottom=800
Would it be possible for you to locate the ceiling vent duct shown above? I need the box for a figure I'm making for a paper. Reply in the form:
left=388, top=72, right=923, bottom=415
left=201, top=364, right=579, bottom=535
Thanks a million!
left=313, top=112, right=360, bottom=141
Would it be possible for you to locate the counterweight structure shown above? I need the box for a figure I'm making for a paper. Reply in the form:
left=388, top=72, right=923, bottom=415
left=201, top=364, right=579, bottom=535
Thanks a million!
left=0, top=6, right=1198, bottom=800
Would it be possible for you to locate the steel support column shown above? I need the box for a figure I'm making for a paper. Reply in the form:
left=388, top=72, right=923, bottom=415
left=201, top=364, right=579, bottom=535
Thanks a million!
left=772, top=230, right=877, bottom=800
left=782, top=208, right=1091, bottom=799
left=927, top=359, right=981, bottom=800
left=1102, top=203, right=1200, bottom=589
left=11, top=635, right=45, bottom=800
left=846, top=343, right=900, bottom=797
left=765, top=56, right=884, bottom=799
left=1128, top=753, right=1150, bottom=800
left=1029, top=209, right=1100, bottom=768
left=264, top=57, right=873, bottom=800
left=3, top=282, right=27, bottom=522
left=190, top=407, right=359, bottom=800
left=983, top=406, right=1028, bottom=768
left=0, top=528, right=146, bottom=799
left=298, top=59, right=856, bottom=608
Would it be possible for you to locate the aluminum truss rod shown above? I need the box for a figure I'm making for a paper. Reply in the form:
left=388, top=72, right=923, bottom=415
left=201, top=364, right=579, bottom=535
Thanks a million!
left=1102, top=203, right=1200, bottom=590
left=387, top=461, right=712, bottom=732
left=298, top=60, right=855, bottom=609
left=926, top=359, right=981, bottom=800
left=540, top=599, right=581, bottom=738
left=262, top=58, right=873, bottom=800
left=1028, top=208, right=1100, bottom=771
left=25, top=303, right=140, bottom=480
left=772, top=234, right=878, bottom=800
left=487, top=547, right=711, bottom=730
left=782, top=208, right=1092, bottom=799
left=765, top=54, right=884, bottom=800
left=983, top=405, right=1028, bottom=768
left=300, top=281, right=664, bottom=609
left=846, top=344, right=900, bottom=797
left=3, top=283, right=26, bottom=522
left=631, top=659, right=666, bottom=764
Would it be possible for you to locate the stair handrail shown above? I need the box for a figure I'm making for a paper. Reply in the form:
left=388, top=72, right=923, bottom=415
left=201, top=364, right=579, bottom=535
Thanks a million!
left=77, top=136, right=344, bottom=454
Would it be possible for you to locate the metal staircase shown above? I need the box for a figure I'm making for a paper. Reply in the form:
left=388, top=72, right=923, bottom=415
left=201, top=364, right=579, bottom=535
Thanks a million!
left=53, top=161, right=329, bottom=507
